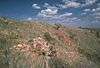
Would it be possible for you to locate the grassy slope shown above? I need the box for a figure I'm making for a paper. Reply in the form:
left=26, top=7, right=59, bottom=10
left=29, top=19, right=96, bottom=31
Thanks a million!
left=0, top=18, right=100, bottom=68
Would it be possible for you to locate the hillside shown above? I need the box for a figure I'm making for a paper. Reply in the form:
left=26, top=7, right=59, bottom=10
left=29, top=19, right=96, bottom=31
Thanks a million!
left=0, top=17, right=100, bottom=68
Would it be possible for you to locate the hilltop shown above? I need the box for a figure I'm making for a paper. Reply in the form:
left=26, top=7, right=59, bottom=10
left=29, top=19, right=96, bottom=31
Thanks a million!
left=0, top=17, right=100, bottom=68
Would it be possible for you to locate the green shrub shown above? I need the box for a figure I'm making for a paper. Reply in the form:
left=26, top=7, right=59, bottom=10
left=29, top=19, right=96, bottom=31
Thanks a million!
left=0, top=38, right=10, bottom=65
left=77, top=46, right=100, bottom=65
left=54, top=23, right=63, bottom=30
left=68, top=32, right=76, bottom=39
left=95, top=31, right=100, bottom=38
left=44, top=32, right=53, bottom=42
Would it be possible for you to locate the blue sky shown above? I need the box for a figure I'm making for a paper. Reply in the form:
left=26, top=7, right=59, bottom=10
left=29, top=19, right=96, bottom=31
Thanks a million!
left=0, top=0, right=100, bottom=27
left=0, top=0, right=62, bottom=18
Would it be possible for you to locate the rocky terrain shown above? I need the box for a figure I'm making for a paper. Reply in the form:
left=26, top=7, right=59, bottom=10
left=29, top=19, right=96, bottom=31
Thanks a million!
left=0, top=17, right=100, bottom=68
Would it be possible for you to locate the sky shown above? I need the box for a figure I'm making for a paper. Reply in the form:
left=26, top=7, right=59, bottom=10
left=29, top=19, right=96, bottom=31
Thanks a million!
left=0, top=0, right=100, bottom=27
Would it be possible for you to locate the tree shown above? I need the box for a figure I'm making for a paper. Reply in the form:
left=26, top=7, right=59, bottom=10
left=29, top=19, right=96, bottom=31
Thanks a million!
left=96, top=31, right=100, bottom=38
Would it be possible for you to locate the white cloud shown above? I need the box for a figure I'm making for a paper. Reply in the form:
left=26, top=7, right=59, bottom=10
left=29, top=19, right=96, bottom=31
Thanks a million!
left=81, top=12, right=87, bottom=15
left=27, top=17, right=32, bottom=20
left=59, top=12, right=73, bottom=17
left=44, top=3, right=50, bottom=7
left=38, top=7, right=58, bottom=17
left=95, top=17, right=100, bottom=19
left=32, top=4, right=41, bottom=9
left=91, top=8, right=100, bottom=20
left=96, top=7, right=100, bottom=11
left=85, top=0, right=97, bottom=5
left=66, top=1, right=80, bottom=8
left=62, top=0, right=97, bottom=8
left=91, top=4, right=100, bottom=20
left=61, top=1, right=80, bottom=8
left=93, top=12, right=100, bottom=16
left=82, top=0, right=97, bottom=7
left=83, top=9, right=91, bottom=12
left=92, top=9, right=96, bottom=12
